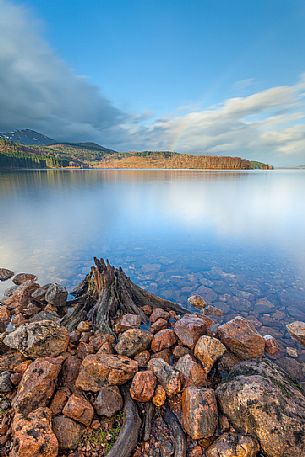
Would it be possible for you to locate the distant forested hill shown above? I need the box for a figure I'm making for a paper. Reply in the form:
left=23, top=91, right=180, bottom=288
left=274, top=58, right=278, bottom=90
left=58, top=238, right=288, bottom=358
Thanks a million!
left=0, top=137, right=273, bottom=170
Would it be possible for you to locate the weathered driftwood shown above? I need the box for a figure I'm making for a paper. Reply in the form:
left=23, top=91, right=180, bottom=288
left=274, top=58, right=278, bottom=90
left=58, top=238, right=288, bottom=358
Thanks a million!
left=107, top=386, right=141, bottom=457
left=61, top=257, right=187, bottom=333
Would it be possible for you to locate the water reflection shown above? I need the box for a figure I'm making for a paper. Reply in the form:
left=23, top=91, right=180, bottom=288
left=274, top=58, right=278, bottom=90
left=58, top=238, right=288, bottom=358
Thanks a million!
left=0, top=169, right=305, bottom=371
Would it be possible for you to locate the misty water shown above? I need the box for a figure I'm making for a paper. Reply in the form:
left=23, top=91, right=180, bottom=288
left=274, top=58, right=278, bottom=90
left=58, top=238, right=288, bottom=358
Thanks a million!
left=1, top=169, right=305, bottom=371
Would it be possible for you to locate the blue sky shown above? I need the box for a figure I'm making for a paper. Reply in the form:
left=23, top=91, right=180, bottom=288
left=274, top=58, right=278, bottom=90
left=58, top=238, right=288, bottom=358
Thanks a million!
left=1, top=0, right=305, bottom=165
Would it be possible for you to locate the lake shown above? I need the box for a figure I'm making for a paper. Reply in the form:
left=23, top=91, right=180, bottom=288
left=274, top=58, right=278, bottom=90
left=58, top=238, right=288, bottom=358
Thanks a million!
left=0, top=169, right=305, bottom=376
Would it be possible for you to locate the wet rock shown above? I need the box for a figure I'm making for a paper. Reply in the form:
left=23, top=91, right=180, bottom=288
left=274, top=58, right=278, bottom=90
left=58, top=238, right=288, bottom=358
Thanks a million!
left=76, top=352, right=138, bottom=391
left=263, top=334, right=280, bottom=356
left=45, top=283, right=68, bottom=307
left=152, top=384, right=166, bottom=406
left=148, top=357, right=181, bottom=396
left=116, top=313, right=141, bottom=332
left=52, top=415, right=83, bottom=450
left=130, top=370, right=157, bottom=402
left=194, top=335, right=226, bottom=373
left=12, top=273, right=37, bottom=285
left=206, top=432, right=259, bottom=457
left=216, top=359, right=305, bottom=457
left=115, top=329, right=152, bottom=357
left=63, top=393, right=93, bottom=426
left=188, top=295, right=208, bottom=309
left=4, top=320, right=69, bottom=357
left=11, top=407, right=58, bottom=457
left=287, top=321, right=305, bottom=346
left=94, top=385, right=123, bottom=417
left=217, top=316, right=265, bottom=359
left=150, top=307, right=169, bottom=323
left=0, top=268, right=14, bottom=282
left=181, top=387, right=218, bottom=439
left=13, top=356, right=62, bottom=415
left=175, top=354, right=207, bottom=387
left=174, top=314, right=212, bottom=349
left=151, top=329, right=177, bottom=352
left=0, top=371, right=13, bottom=393
left=196, top=286, right=217, bottom=303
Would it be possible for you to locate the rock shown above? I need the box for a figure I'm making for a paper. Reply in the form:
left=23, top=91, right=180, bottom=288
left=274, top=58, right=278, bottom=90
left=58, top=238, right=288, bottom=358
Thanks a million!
left=189, top=446, right=204, bottom=457
left=50, top=387, right=70, bottom=415
left=63, top=393, right=93, bottom=426
left=59, top=354, right=82, bottom=390
left=151, top=329, right=177, bottom=352
left=31, top=284, right=50, bottom=302
left=216, top=359, right=305, bottom=457
left=76, top=320, right=91, bottom=332
left=3, top=320, right=69, bottom=357
left=255, top=298, right=275, bottom=313
left=287, top=346, right=298, bottom=358
left=0, top=371, right=13, bottom=393
left=45, top=283, right=68, bottom=307
left=263, top=334, right=280, bottom=356
left=206, top=432, right=259, bottom=457
left=204, top=304, right=224, bottom=317
left=174, top=314, right=212, bottom=349
left=181, top=387, right=218, bottom=439
left=287, top=321, right=305, bottom=346
left=13, top=356, right=62, bottom=415
left=12, top=273, right=37, bottom=285
left=142, top=304, right=153, bottom=315
left=4, top=280, right=39, bottom=308
left=130, top=370, right=157, bottom=402
left=11, top=407, right=58, bottom=457
left=194, top=335, right=226, bottom=373
left=134, top=350, right=151, bottom=367
left=52, top=415, right=83, bottom=450
left=175, top=354, right=207, bottom=387
left=188, top=295, right=208, bottom=309
left=115, top=329, right=152, bottom=357
left=217, top=316, right=265, bottom=359
left=150, top=308, right=169, bottom=323
left=116, top=313, right=141, bottom=332
left=94, top=385, right=123, bottom=417
left=150, top=348, right=171, bottom=363
left=153, top=384, right=166, bottom=406
left=76, top=353, right=138, bottom=391
left=173, top=345, right=192, bottom=359
left=151, top=317, right=168, bottom=333
left=0, top=305, right=10, bottom=322
left=0, top=268, right=14, bottom=282
left=148, top=357, right=181, bottom=396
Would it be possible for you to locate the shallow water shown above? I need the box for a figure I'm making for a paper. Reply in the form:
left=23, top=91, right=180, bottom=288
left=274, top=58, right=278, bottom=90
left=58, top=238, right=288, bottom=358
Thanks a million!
left=0, top=169, right=305, bottom=372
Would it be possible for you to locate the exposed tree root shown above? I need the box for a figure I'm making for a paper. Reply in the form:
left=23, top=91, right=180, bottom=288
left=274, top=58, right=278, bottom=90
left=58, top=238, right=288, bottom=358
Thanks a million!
left=61, top=257, right=187, bottom=333
left=164, top=408, right=187, bottom=457
left=107, top=386, right=141, bottom=457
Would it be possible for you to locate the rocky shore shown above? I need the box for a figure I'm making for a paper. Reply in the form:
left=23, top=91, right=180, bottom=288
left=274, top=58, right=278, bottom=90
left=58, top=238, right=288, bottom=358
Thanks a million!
left=0, top=261, right=304, bottom=457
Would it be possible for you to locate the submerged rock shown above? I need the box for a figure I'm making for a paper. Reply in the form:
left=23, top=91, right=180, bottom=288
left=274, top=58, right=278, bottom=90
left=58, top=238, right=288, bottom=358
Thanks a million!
left=3, top=320, right=69, bottom=357
left=217, top=316, right=265, bottom=359
left=216, top=359, right=305, bottom=457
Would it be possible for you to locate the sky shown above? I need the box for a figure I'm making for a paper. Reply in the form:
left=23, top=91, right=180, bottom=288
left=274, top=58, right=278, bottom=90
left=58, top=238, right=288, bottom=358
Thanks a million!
left=1, top=0, right=305, bottom=166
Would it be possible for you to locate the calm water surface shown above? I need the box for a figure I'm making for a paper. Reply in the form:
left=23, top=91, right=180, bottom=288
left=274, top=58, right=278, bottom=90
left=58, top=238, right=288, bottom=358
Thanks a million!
left=0, top=169, right=305, bottom=371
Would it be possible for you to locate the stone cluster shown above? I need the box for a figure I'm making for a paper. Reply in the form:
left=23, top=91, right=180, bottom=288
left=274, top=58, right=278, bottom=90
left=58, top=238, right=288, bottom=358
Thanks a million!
left=0, top=269, right=304, bottom=457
